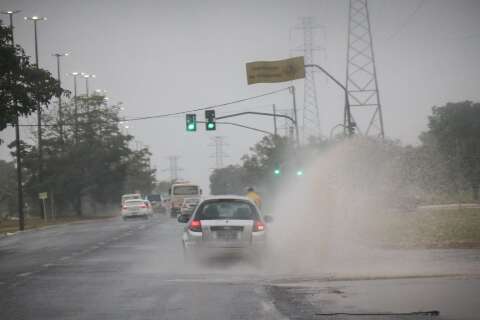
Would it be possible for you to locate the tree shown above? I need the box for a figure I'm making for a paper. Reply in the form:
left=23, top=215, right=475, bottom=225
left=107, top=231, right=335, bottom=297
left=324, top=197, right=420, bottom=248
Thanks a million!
left=421, top=101, right=480, bottom=200
left=13, top=94, right=155, bottom=216
left=210, top=165, right=247, bottom=195
left=0, top=160, right=17, bottom=217
left=0, top=23, right=60, bottom=133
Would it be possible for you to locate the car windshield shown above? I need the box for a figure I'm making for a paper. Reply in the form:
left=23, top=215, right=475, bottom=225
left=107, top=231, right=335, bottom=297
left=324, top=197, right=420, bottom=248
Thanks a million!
left=173, top=186, right=198, bottom=195
left=122, top=195, right=140, bottom=201
left=147, top=194, right=161, bottom=201
left=195, top=199, right=259, bottom=220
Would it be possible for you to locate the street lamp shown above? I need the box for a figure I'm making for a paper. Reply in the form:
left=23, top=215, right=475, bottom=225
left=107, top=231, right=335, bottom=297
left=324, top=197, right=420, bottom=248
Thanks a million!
left=25, top=15, right=47, bottom=219
left=81, top=73, right=96, bottom=97
left=304, top=64, right=355, bottom=136
left=52, top=52, right=70, bottom=142
left=68, top=72, right=80, bottom=142
left=1, top=9, right=25, bottom=231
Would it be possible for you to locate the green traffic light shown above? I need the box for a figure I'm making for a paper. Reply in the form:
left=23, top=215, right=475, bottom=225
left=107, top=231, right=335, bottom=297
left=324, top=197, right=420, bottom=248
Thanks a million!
left=187, top=123, right=196, bottom=131
left=207, top=122, right=216, bottom=130
left=274, top=169, right=281, bottom=175
left=296, top=170, right=304, bottom=176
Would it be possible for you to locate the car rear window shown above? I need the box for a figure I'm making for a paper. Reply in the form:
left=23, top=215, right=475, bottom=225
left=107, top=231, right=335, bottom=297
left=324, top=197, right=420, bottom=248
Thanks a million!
left=125, top=200, right=146, bottom=206
left=194, top=199, right=259, bottom=220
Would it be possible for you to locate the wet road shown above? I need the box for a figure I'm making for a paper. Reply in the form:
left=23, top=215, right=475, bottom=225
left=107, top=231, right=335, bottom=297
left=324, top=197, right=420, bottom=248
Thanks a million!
left=1, top=215, right=479, bottom=320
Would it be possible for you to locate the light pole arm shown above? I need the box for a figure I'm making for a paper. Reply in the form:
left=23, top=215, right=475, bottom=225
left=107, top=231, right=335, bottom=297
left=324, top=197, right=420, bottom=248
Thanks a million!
left=304, top=64, right=354, bottom=136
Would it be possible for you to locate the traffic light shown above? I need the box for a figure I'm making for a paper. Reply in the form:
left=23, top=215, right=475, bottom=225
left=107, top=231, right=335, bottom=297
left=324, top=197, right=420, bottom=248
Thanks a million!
left=274, top=162, right=281, bottom=176
left=186, top=114, right=197, bottom=132
left=205, top=110, right=216, bottom=131
left=296, top=169, right=304, bottom=176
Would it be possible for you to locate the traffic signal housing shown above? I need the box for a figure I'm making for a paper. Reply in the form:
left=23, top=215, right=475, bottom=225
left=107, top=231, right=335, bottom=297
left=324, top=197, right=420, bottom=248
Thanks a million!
left=186, top=114, right=197, bottom=132
left=205, top=110, right=216, bottom=131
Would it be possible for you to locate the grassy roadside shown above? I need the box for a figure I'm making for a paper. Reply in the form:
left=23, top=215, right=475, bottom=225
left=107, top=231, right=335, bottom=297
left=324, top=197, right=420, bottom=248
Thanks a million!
left=0, top=215, right=118, bottom=235
left=375, top=208, right=480, bottom=249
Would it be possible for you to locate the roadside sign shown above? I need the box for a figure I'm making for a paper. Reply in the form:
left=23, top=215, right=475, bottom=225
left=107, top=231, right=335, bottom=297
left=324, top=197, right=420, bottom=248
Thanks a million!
left=38, top=192, right=48, bottom=200
left=246, top=56, right=305, bottom=85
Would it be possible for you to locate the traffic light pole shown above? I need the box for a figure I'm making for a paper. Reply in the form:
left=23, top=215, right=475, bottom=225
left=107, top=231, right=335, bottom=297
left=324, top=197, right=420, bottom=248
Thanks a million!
left=197, top=120, right=274, bottom=135
left=216, top=111, right=299, bottom=144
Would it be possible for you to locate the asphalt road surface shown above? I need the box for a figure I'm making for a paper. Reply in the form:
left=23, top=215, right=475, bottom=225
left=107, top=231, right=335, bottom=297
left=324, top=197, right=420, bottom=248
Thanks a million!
left=1, top=215, right=479, bottom=320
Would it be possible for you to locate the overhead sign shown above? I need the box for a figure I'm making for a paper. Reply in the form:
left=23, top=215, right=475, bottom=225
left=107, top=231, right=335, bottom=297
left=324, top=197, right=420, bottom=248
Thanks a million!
left=246, top=56, right=305, bottom=85
left=38, top=192, right=48, bottom=200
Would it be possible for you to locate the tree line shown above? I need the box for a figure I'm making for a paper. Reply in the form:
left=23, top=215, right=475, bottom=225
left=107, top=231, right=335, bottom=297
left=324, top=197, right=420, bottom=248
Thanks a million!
left=0, top=22, right=155, bottom=218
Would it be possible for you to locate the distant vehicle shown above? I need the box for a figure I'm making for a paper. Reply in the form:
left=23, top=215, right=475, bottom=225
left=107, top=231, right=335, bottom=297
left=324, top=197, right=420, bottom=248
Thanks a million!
left=180, top=197, right=200, bottom=216
left=168, top=182, right=202, bottom=217
left=178, top=196, right=273, bottom=259
left=121, top=199, right=153, bottom=220
left=145, top=194, right=164, bottom=213
left=121, top=193, right=142, bottom=205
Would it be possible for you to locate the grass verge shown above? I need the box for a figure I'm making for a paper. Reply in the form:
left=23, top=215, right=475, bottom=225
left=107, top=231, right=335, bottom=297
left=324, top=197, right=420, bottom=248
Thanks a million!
left=375, top=208, right=480, bottom=249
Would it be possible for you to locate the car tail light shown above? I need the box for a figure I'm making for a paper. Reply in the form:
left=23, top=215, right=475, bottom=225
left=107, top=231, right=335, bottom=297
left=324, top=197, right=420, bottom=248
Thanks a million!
left=140, top=204, right=147, bottom=208
left=189, top=220, right=202, bottom=232
left=253, top=220, right=265, bottom=232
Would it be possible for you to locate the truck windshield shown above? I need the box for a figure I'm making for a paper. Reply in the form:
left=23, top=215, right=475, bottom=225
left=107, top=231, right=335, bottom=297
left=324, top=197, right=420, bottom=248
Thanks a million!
left=173, top=186, right=199, bottom=195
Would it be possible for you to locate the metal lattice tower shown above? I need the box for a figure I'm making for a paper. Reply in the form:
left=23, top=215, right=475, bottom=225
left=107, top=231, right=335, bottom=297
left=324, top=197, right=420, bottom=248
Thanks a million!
left=296, top=17, right=323, bottom=140
left=209, top=136, right=228, bottom=169
left=346, top=0, right=385, bottom=138
left=163, top=156, right=183, bottom=181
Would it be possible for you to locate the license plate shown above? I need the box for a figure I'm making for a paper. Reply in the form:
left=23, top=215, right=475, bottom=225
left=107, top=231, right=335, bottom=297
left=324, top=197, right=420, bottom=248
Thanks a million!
left=216, top=230, right=238, bottom=241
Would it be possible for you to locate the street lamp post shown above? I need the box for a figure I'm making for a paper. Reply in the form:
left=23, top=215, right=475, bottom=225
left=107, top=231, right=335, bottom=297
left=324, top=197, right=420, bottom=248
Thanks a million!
left=68, top=72, right=80, bottom=143
left=25, top=15, right=47, bottom=217
left=52, top=52, right=69, bottom=142
left=1, top=9, right=25, bottom=231
left=304, top=64, right=354, bottom=136
left=81, top=73, right=96, bottom=98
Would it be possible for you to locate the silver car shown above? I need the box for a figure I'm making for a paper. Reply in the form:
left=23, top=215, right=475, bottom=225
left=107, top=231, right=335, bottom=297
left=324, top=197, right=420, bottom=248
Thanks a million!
left=178, top=196, right=272, bottom=258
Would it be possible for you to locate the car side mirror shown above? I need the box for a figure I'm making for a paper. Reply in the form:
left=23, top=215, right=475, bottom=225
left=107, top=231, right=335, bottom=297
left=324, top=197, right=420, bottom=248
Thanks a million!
left=264, top=215, right=273, bottom=223
left=177, top=214, right=190, bottom=223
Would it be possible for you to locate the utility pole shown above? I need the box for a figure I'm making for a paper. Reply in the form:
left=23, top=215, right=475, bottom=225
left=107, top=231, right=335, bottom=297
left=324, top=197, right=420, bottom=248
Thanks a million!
left=2, top=9, right=24, bottom=231
left=209, top=136, right=228, bottom=169
left=346, top=0, right=385, bottom=138
left=272, top=104, right=278, bottom=136
left=52, top=52, right=69, bottom=142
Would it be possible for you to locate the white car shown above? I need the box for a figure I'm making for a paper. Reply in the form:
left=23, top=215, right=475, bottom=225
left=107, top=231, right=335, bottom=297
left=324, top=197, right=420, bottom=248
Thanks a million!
left=178, top=196, right=272, bottom=258
left=180, top=197, right=201, bottom=216
left=121, top=199, right=153, bottom=220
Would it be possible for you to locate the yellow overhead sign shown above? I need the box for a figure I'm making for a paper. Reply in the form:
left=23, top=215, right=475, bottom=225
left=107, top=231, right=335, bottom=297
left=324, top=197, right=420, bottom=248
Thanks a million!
left=246, top=56, right=305, bottom=85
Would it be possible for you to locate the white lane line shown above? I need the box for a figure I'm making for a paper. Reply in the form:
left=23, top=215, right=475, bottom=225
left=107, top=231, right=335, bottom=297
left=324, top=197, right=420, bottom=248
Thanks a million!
left=42, top=263, right=54, bottom=268
left=17, top=272, right=33, bottom=277
left=98, top=241, right=106, bottom=245
left=60, top=256, right=71, bottom=261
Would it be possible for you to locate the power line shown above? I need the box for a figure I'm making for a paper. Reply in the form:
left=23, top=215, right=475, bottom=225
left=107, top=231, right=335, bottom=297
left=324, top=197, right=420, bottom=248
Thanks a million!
left=383, top=0, right=427, bottom=42
left=16, top=86, right=292, bottom=127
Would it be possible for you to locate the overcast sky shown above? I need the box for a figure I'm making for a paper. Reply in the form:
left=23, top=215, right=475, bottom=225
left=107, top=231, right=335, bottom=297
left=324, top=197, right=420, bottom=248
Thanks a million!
left=1, top=0, right=479, bottom=191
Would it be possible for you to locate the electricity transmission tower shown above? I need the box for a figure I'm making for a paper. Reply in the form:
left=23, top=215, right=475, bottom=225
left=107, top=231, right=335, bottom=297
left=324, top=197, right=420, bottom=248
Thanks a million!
left=209, top=136, right=228, bottom=169
left=346, top=0, right=385, bottom=138
left=163, top=156, right=183, bottom=181
left=292, top=17, right=325, bottom=141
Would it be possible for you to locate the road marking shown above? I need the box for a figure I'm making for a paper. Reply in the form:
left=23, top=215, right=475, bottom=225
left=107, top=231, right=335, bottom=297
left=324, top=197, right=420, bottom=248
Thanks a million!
left=42, top=263, right=54, bottom=268
left=17, top=272, right=33, bottom=277
left=60, top=256, right=71, bottom=261
left=90, top=245, right=100, bottom=250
